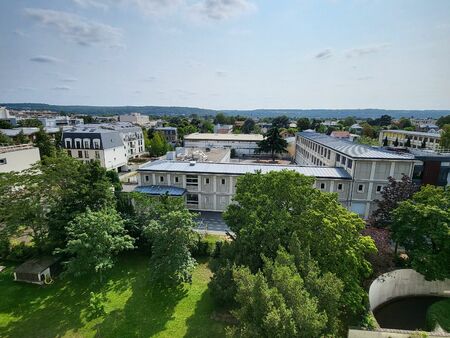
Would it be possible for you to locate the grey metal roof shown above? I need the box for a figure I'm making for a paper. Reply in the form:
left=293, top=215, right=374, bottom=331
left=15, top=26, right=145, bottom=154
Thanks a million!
left=135, top=185, right=186, bottom=196
left=298, top=132, right=416, bottom=160
left=138, top=160, right=352, bottom=179
left=62, top=129, right=124, bottom=149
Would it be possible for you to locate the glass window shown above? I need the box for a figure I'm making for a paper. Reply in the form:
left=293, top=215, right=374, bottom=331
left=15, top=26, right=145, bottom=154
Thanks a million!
left=95, top=151, right=100, bottom=159
left=337, top=183, right=343, bottom=191
left=347, top=159, right=353, bottom=169
left=84, top=150, right=89, bottom=158
left=205, top=178, right=210, bottom=184
left=145, top=176, right=149, bottom=182
left=78, top=150, right=83, bottom=158
left=186, top=175, right=198, bottom=186
left=358, top=184, right=364, bottom=192
left=376, top=185, right=382, bottom=193
left=175, top=177, right=179, bottom=183
left=186, top=194, right=199, bottom=204
left=221, top=179, right=226, bottom=185
left=320, top=183, right=325, bottom=190
left=336, top=154, right=341, bottom=162
left=160, top=176, right=164, bottom=182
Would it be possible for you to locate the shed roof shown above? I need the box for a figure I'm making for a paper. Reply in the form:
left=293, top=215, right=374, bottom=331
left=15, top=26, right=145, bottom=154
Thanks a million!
left=14, top=257, right=59, bottom=274
left=138, top=160, right=352, bottom=179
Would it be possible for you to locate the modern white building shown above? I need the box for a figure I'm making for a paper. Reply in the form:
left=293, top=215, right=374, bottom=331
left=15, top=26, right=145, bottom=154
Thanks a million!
left=295, top=131, right=417, bottom=217
left=378, top=129, right=442, bottom=150
left=184, top=133, right=264, bottom=156
left=37, top=116, right=83, bottom=128
left=119, top=113, right=150, bottom=126
left=137, top=160, right=352, bottom=212
left=62, top=123, right=145, bottom=171
left=0, top=144, right=41, bottom=173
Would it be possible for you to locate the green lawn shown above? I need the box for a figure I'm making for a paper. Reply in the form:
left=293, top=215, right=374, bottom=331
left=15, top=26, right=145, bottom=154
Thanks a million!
left=427, top=298, right=450, bottom=332
left=0, top=253, right=227, bottom=338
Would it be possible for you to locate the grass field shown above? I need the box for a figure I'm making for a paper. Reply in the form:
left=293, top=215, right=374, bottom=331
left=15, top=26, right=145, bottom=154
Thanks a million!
left=427, top=298, right=450, bottom=332
left=0, top=253, right=227, bottom=338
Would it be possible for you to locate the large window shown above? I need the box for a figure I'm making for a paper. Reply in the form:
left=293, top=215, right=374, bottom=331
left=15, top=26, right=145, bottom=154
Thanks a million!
left=186, top=194, right=199, bottom=205
left=186, top=175, right=198, bottom=186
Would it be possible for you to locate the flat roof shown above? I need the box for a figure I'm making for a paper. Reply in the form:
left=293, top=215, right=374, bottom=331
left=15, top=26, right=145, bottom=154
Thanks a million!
left=184, top=132, right=263, bottom=142
left=380, top=129, right=441, bottom=138
left=138, top=160, right=352, bottom=179
left=298, top=131, right=416, bottom=160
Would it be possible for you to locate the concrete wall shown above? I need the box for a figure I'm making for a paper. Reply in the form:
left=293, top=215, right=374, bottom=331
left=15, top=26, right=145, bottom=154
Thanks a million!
left=0, top=146, right=40, bottom=173
left=369, top=269, right=450, bottom=311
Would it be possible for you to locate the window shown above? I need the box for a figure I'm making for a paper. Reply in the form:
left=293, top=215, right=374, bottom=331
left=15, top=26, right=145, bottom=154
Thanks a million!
left=347, top=159, right=353, bottom=169
left=376, top=185, right=383, bottom=193
left=205, top=178, right=210, bottom=184
left=186, top=194, right=199, bottom=205
left=358, top=184, right=364, bottom=193
left=320, top=183, right=325, bottom=190
left=336, top=154, right=341, bottom=162
left=160, top=176, right=164, bottom=182
left=0, top=158, right=6, bottom=165
left=221, top=179, right=226, bottom=185
left=337, top=183, right=343, bottom=191
left=93, top=140, right=100, bottom=149
left=341, top=156, right=346, bottom=165
left=65, top=140, right=71, bottom=148
left=175, top=176, right=179, bottom=183
left=95, top=151, right=100, bottom=159
left=78, top=150, right=83, bottom=158
left=67, top=150, right=71, bottom=156
left=75, top=140, right=81, bottom=149
left=186, top=175, right=198, bottom=186
left=84, top=150, right=89, bottom=158
left=145, top=175, right=149, bottom=182
left=84, top=140, right=90, bottom=148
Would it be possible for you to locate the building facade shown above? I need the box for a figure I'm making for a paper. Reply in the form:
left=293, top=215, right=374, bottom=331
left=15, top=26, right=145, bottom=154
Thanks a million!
left=0, top=144, right=41, bottom=173
left=295, top=131, right=417, bottom=217
left=62, top=123, right=144, bottom=171
left=119, top=113, right=150, bottom=126
left=184, top=133, right=263, bottom=156
left=154, top=127, right=178, bottom=144
left=379, top=129, right=441, bottom=150
left=137, top=160, right=352, bottom=212
left=213, top=124, right=233, bottom=134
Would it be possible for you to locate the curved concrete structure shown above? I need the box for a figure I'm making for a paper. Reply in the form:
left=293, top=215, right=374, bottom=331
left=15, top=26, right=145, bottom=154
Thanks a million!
left=369, top=269, right=450, bottom=311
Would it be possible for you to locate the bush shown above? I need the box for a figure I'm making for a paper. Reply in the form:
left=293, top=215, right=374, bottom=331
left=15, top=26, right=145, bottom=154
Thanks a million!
left=426, top=298, right=450, bottom=332
left=7, top=243, right=35, bottom=262
left=0, top=238, right=10, bottom=259
left=191, top=236, right=217, bottom=257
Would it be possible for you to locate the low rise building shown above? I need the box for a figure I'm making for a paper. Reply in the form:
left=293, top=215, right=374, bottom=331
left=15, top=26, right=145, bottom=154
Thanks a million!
left=213, top=124, right=233, bottom=134
left=0, top=144, right=41, bottom=173
left=62, top=123, right=144, bottom=171
left=119, top=113, right=150, bottom=126
left=137, top=160, right=352, bottom=212
left=38, top=116, right=83, bottom=128
left=184, top=133, right=263, bottom=156
left=379, top=129, right=441, bottom=150
left=295, top=131, right=417, bottom=217
left=154, top=127, right=178, bottom=144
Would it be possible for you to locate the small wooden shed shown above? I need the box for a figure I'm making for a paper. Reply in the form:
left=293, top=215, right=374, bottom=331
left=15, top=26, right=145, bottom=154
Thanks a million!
left=14, top=257, right=61, bottom=285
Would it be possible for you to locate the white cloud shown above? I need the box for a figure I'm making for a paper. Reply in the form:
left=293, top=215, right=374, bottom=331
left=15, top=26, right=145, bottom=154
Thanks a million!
left=72, top=0, right=109, bottom=10
left=52, top=86, right=71, bottom=90
left=345, top=43, right=390, bottom=58
left=30, top=55, right=62, bottom=63
left=192, top=0, right=256, bottom=20
left=25, top=8, right=123, bottom=47
left=315, top=48, right=333, bottom=60
left=61, top=77, right=78, bottom=83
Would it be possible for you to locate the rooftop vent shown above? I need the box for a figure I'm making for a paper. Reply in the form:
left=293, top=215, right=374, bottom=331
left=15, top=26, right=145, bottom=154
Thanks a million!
left=189, top=161, right=196, bottom=166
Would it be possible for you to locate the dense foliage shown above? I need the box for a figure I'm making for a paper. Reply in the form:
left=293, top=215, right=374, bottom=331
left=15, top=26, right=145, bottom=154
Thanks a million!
left=391, top=185, right=450, bottom=280
left=256, top=127, right=288, bottom=161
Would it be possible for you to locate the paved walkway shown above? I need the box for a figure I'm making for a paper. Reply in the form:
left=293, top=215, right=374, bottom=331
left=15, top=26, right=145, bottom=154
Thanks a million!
left=195, top=211, right=230, bottom=234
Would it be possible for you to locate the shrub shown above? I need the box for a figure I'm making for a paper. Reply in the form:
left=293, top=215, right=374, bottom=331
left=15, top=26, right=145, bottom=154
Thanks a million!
left=6, top=243, right=35, bottom=262
left=0, top=237, right=10, bottom=259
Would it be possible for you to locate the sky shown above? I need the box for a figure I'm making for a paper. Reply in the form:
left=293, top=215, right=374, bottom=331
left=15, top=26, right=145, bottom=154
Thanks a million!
left=1, top=0, right=450, bottom=110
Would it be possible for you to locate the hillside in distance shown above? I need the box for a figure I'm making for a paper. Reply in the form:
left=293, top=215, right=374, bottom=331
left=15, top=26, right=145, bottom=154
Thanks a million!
left=1, top=103, right=449, bottom=119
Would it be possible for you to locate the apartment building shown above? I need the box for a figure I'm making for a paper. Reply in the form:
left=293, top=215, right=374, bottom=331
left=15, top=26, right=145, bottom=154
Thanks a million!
left=295, top=131, right=417, bottom=217
left=0, top=144, right=41, bottom=173
left=184, top=133, right=263, bottom=156
left=137, top=160, right=352, bottom=212
left=119, top=113, right=150, bottom=126
left=154, top=127, right=178, bottom=144
left=379, top=129, right=441, bottom=150
left=62, top=123, right=144, bottom=171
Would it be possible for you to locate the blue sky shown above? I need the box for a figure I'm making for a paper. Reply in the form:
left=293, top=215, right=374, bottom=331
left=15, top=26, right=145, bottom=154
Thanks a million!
left=1, top=0, right=449, bottom=110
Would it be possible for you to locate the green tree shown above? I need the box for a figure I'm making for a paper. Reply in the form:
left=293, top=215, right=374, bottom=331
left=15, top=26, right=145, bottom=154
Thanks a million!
left=210, top=170, right=375, bottom=324
left=0, top=120, right=13, bottom=129
left=214, top=112, right=228, bottom=125
left=361, top=123, right=375, bottom=138
left=0, top=132, right=12, bottom=145
left=398, top=117, right=412, bottom=129
left=256, top=127, right=288, bottom=161
left=343, top=116, right=357, bottom=127
left=34, top=128, right=56, bottom=159
left=15, top=131, right=29, bottom=144
left=391, top=185, right=450, bottom=281
left=149, top=132, right=170, bottom=157
left=200, top=119, right=214, bottom=133
left=357, top=136, right=379, bottom=146
left=242, top=118, right=256, bottom=134
left=436, top=115, right=450, bottom=128
left=439, top=124, right=450, bottom=149
left=271, top=115, right=290, bottom=129
left=296, top=117, right=310, bottom=131
left=56, top=207, right=134, bottom=278
left=18, top=118, right=43, bottom=128
left=143, top=197, right=197, bottom=286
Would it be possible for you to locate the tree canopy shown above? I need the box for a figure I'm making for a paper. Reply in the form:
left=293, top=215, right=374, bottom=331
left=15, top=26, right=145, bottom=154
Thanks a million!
left=391, top=185, right=450, bottom=281
left=271, top=115, right=290, bottom=129
left=256, top=127, right=287, bottom=161
left=148, top=132, right=171, bottom=157
left=296, top=117, right=310, bottom=131
left=439, top=124, right=450, bottom=149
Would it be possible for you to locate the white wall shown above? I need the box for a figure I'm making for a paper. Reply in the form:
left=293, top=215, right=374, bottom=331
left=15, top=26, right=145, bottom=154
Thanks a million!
left=0, top=147, right=40, bottom=173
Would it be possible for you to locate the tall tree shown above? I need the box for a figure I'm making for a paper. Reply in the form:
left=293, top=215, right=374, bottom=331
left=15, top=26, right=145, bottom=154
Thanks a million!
left=391, top=185, right=450, bottom=281
left=257, top=127, right=288, bottom=161
left=210, top=170, right=375, bottom=325
left=143, top=197, right=197, bottom=286
left=241, top=118, right=255, bottom=134
left=369, top=174, right=418, bottom=228
left=398, top=117, right=412, bottom=129
left=15, top=131, right=29, bottom=144
left=343, top=116, right=357, bottom=127
left=149, top=132, right=170, bottom=156
left=34, top=128, right=56, bottom=159
left=18, top=118, right=43, bottom=128
left=296, top=117, right=310, bottom=131
left=439, top=124, right=450, bottom=149
left=56, top=207, right=134, bottom=278
left=361, top=123, right=375, bottom=138
left=436, top=115, right=450, bottom=128
left=0, top=132, right=12, bottom=145
left=0, top=120, right=13, bottom=129
left=271, top=115, right=290, bottom=129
